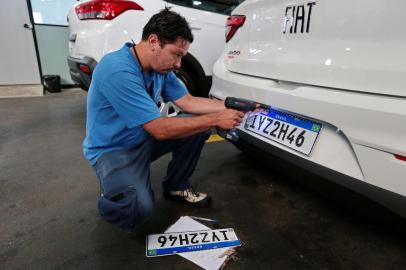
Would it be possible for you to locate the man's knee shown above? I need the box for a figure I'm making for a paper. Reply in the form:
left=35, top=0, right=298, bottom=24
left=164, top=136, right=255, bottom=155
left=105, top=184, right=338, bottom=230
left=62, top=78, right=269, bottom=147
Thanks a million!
left=97, top=186, right=154, bottom=231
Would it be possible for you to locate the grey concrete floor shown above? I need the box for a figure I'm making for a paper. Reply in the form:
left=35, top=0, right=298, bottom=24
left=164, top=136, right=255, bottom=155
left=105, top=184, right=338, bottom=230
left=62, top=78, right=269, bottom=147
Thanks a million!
left=1, top=89, right=405, bottom=270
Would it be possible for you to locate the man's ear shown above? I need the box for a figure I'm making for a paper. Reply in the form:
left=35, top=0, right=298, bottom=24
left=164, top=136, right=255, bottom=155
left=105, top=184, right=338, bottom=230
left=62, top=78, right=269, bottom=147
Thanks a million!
left=148, top=34, right=159, bottom=51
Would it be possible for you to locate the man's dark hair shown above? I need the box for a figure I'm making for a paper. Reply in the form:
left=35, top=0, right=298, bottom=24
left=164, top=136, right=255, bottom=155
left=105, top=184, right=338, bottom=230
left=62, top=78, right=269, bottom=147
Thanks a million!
left=142, top=7, right=193, bottom=45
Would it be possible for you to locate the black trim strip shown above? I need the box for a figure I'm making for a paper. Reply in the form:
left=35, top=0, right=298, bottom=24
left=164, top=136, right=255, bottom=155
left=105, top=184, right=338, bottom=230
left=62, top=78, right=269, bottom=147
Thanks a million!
left=34, top=23, right=68, bottom=28
left=26, top=0, right=43, bottom=84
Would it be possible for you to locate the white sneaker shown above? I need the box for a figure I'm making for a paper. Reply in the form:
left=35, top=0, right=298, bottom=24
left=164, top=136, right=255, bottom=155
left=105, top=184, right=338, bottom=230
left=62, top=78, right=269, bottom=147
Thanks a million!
left=164, top=187, right=212, bottom=208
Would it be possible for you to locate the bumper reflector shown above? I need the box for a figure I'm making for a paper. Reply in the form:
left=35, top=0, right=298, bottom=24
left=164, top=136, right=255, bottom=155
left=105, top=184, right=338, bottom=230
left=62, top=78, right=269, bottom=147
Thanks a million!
left=79, top=64, right=91, bottom=74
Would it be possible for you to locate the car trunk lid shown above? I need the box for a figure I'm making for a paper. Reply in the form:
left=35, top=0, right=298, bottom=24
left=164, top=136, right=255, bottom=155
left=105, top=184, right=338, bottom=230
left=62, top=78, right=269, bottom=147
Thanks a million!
left=224, top=0, right=406, bottom=97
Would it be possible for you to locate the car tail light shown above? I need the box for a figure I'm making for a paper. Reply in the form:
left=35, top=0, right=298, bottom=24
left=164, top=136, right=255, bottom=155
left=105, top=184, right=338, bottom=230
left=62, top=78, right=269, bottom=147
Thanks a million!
left=75, top=0, right=143, bottom=20
left=225, top=15, right=246, bottom=43
left=395, top=154, right=406, bottom=162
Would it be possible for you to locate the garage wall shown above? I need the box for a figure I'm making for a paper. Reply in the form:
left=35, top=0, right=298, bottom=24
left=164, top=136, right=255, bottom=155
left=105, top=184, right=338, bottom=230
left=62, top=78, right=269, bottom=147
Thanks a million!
left=35, top=25, right=73, bottom=85
left=31, top=0, right=76, bottom=86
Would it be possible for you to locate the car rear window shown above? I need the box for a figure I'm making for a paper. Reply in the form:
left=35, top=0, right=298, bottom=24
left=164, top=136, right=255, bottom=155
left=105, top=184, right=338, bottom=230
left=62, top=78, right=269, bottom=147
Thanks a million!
left=165, top=0, right=244, bottom=15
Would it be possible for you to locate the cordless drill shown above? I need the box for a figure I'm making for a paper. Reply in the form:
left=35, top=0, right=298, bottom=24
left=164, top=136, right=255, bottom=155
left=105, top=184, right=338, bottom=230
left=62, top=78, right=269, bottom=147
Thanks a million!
left=225, top=97, right=258, bottom=112
left=218, top=97, right=268, bottom=141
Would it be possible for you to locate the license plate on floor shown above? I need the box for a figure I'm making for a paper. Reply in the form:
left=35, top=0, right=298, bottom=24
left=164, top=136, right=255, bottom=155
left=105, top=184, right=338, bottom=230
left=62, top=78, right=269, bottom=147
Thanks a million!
left=244, top=109, right=322, bottom=155
left=146, top=228, right=241, bottom=257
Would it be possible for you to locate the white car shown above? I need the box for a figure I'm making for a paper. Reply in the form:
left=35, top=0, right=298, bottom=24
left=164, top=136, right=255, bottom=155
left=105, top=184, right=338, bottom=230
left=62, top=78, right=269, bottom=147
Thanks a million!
left=67, top=0, right=244, bottom=98
left=210, top=0, right=406, bottom=218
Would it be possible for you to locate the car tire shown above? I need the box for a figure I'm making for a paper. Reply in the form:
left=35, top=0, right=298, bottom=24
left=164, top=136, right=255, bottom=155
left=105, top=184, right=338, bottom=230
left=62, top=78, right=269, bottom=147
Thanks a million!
left=175, top=53, right=212, bottom=97
left=173, top=67, right=197, bottom=96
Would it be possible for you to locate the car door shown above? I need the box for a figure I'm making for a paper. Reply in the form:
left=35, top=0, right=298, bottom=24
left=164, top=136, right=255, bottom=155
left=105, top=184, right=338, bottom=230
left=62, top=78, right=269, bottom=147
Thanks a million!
left=0, top=0, right=41, bottom=85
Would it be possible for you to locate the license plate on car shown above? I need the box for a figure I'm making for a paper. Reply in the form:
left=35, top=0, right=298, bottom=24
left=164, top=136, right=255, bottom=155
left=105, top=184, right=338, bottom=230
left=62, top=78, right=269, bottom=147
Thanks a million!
left=146, top=228, right=241, bottom=257
left=244, top=109, right=322, bottom=155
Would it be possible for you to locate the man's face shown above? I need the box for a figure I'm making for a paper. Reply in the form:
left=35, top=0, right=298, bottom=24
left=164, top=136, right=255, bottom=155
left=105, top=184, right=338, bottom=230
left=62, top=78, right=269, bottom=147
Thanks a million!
left=150, top=37, right=190, bottom=74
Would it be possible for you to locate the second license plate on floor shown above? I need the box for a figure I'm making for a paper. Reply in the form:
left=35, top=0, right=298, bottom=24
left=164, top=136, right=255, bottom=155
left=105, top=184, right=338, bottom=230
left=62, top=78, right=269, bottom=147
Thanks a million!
left=244, top=109, right=322, bottom=155
left=146, top=228, right=241, bottom=257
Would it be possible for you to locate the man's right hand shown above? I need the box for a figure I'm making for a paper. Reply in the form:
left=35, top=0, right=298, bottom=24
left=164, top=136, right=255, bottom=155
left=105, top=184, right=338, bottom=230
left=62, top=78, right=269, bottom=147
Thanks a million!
left=214, top=109, right=245, bottom=130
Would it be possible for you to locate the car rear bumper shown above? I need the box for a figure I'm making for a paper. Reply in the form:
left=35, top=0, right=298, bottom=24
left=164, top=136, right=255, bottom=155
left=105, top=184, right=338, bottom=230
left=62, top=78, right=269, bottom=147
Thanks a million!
left=233, top=128, right=406, bottom=220
left=67, top=56, right=97, bottom=90
left=210, top=59, right=406, bottom=219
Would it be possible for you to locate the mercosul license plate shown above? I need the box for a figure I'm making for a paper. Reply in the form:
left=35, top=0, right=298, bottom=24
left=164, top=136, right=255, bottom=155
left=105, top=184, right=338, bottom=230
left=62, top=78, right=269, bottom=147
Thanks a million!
left=244, top=109, right=322, bottom=155
left=146, top=228, right=241, bottom=257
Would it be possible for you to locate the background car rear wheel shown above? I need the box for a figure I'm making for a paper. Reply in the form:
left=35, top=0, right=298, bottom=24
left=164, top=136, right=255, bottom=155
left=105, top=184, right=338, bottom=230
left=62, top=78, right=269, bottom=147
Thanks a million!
left=157, top=67, right=193, bottom=118
left=161, top=59, right=210, bottom=117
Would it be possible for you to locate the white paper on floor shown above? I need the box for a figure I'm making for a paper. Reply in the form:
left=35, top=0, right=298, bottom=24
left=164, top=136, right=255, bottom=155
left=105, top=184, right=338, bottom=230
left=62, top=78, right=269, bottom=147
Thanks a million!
left=165, top=216, right=235, bottom=270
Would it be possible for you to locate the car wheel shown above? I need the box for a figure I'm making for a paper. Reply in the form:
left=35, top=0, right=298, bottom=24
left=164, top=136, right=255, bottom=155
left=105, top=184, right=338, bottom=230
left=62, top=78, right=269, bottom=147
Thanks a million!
left=160, top=63, right=207, bottom=117
left=158, top=67, right=196, bottom=118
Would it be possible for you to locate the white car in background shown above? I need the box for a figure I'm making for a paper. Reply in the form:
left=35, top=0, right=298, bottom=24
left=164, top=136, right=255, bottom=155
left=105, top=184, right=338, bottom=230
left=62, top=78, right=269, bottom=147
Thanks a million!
left=67, top=0, right=244, bottom=100
left=210, top=0, right=406, bottom=219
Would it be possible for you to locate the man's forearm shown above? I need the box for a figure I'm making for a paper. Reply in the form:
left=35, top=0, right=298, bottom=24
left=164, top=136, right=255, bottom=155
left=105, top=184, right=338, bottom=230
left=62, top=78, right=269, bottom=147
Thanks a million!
left=175, top=95, right=225, bottom=115
left=146, top=114, right=217, bottom=140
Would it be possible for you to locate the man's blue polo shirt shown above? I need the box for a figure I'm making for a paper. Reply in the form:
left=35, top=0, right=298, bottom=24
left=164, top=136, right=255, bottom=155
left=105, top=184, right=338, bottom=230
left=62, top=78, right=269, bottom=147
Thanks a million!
left=83, top=43, right=188, bottom=165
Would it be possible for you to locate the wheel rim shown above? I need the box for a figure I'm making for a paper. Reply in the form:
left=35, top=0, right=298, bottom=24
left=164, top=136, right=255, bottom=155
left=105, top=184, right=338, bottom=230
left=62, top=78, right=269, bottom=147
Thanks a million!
left=158, top=97, right=181, bottom=117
